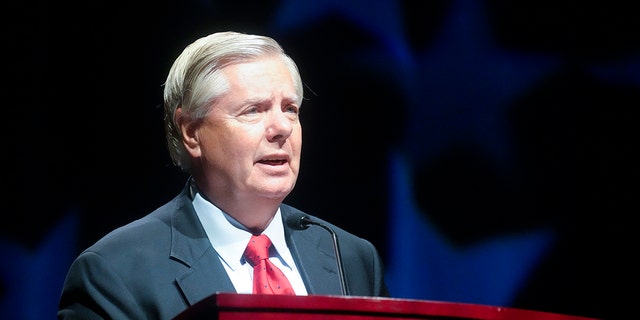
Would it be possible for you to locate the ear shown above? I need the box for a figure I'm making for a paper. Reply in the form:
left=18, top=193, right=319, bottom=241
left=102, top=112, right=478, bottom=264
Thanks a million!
left=176, top=108, right=201, bottom=158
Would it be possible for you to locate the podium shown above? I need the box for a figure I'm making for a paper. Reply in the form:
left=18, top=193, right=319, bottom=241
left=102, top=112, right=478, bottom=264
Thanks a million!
left=174, top=293, right=597, bottom=320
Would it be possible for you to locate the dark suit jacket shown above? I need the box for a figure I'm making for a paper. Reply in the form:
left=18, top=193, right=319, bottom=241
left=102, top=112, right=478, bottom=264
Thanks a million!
left=58, top=182, right=389, bottom=319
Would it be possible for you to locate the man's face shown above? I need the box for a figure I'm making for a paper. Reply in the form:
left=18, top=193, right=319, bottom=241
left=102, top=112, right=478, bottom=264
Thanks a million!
left=190, top=56, right=302, bottom=203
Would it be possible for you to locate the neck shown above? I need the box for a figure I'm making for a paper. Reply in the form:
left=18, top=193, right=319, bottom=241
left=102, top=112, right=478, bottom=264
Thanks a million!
left=224, top=199, right=281, bottom=234
left=196, top=187, right=282, bottom=234
left=190, top=176, right=286, bottom=233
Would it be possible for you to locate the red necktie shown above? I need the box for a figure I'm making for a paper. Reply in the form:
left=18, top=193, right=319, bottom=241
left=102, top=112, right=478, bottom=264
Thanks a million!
left=244, top=234, right=295, bottom=295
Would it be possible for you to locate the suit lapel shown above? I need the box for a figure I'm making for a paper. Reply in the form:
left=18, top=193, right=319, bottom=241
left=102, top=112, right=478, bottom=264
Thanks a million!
left=169, top=187, right=236, bottom=305
left=174, top=247, right=236, bottom=305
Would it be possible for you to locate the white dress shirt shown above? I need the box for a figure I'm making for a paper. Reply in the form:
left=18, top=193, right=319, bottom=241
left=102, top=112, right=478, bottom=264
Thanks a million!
left=191, top=191, right=308, bottom=295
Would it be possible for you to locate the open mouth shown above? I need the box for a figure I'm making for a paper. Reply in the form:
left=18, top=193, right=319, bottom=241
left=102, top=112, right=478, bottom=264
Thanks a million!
left=258, top=159, right=287, bottom=165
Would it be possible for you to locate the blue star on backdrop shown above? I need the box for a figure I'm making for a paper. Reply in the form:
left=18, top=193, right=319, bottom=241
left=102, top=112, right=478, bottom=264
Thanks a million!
left=385, top=151, right=554, bottom=305
left=0, top=211, right=78, bottom=320
left=275, top=0, right=560, bottom=306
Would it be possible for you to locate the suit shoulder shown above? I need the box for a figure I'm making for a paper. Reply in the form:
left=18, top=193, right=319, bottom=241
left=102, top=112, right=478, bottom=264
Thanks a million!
left=85, top=194, right=186, bottom=255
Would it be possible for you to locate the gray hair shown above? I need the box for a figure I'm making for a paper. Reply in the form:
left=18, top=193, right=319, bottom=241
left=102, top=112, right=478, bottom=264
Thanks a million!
left=162, top=31, right=304, bottom=172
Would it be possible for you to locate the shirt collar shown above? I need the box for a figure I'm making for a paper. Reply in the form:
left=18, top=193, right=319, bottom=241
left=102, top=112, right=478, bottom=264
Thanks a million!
left=191, top=190, right=295, bottom=272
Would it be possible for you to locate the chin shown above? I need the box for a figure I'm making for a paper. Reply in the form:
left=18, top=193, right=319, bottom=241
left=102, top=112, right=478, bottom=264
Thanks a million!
left=257, top=186, right=294, bottom=201
left=250, top=175, right=297, bottom=199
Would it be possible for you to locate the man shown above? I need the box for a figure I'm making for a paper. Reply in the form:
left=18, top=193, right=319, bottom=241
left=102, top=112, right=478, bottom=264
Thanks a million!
left=57, top=31, right=389, bottom=319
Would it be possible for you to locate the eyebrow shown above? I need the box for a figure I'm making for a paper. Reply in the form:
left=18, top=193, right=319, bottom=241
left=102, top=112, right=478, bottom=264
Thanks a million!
left=243, top=94, right=300, bottom=106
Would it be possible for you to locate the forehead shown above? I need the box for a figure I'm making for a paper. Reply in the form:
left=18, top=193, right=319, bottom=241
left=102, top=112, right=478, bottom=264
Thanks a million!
left=220, top=57, right=297, bottom=97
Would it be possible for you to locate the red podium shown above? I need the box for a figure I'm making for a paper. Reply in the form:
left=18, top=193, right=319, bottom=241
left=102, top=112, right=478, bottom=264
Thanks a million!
left=174, top=293, right=597, bottom=320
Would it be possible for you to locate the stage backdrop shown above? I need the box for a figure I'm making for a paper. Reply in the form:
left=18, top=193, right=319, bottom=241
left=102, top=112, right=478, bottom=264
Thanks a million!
left=2, top=1, right=637, bottom=319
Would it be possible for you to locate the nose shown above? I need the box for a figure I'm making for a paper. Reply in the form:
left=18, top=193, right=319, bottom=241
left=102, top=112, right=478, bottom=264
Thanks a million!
left=265, top=108, right=293, bottom=143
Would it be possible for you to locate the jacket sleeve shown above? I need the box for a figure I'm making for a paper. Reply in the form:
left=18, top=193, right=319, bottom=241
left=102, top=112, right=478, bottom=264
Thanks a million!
left=57, top=251, right=145, bottom=319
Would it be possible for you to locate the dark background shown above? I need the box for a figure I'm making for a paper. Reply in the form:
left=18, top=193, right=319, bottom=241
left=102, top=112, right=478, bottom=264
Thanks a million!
left=2, top=1, right=638, bottom=319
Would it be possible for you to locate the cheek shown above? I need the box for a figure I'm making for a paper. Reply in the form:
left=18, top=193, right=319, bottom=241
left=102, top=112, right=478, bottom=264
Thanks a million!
left=197, top=128, right=232, bottom=162
left=217, top=131, right=259, bottom=161
left=291, top=131, right=303, bottom=168
left=294, top=128, right=303, bottom=154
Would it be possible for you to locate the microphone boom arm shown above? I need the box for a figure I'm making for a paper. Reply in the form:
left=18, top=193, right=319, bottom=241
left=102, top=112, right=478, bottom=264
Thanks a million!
left=299, top=216, right=349, bottom=296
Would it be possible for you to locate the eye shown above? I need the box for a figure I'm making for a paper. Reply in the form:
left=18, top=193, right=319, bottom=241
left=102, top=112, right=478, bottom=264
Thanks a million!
left=284, top=104, right=299, bottom=114
left=243, top=105, right=260, bottom=115
left=237, top=105, right=262, bottom=122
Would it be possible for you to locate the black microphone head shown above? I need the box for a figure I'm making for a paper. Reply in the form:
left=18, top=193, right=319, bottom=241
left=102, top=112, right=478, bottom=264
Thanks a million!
left=286, top=212, right=311, bottom=230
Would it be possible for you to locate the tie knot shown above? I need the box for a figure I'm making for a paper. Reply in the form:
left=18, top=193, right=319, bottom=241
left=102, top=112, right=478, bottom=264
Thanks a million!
left=244, top=234, right=272, bottom=266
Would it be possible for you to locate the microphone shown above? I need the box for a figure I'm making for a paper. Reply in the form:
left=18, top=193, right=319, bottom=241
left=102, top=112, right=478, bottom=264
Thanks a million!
left=286, top=213, right=349, bottom=296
